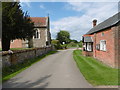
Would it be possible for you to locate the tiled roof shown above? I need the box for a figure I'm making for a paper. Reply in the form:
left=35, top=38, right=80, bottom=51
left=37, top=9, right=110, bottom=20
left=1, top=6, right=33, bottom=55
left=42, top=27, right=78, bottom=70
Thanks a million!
left=30, top=17, right=48, bottom=27
left=86, top=12, right=120, bottom=34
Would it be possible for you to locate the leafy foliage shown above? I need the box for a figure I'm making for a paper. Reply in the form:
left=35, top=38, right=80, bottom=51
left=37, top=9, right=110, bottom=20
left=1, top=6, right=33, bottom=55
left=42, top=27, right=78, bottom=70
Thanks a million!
left=70, top=39, right=78, bottom=43
left=55, top=30, right=82, bottom=49
left=51, top=40, right=62, bottom=49
left=61, top=44, right=67, bottom=49
left=56, top=30, right=70, bottom=44
left=2, top=2, right=35, bottom=51
left=78, top=41, right=82, bottom=48
left=67, top=42, right=77, bottom=48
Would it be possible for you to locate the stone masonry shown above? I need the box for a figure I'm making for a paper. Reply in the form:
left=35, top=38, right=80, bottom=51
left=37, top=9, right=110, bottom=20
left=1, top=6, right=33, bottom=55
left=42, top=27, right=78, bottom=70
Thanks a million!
left=2, top=46, right=54, bottom=67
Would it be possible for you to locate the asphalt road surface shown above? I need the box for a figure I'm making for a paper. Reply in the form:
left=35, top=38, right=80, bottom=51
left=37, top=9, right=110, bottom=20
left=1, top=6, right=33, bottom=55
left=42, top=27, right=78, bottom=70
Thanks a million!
left=3, top=49, right=92, bottom=88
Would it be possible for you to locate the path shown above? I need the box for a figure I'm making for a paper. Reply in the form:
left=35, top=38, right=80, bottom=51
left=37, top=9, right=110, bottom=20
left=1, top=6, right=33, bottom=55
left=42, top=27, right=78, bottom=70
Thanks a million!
left=3, top=49, right=92, bottom=88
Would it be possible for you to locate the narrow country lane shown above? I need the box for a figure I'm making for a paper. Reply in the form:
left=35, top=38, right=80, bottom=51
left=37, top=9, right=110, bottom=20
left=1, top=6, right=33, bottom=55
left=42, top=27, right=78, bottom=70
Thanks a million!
left=3, top=49, right=92, bottom=88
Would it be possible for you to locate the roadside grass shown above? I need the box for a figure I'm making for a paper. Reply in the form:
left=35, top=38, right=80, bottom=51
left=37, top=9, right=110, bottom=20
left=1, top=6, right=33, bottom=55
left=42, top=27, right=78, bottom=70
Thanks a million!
left=2, top=50, right=57, bottom=82
left=0, top=75, right=1, bottom=84
left=73, top=50, right=119, bottom=86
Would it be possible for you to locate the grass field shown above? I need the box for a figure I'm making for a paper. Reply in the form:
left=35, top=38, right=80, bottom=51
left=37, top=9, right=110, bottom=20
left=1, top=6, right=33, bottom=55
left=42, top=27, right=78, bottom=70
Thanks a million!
left=73, top=50, right=119, bottom=86
left=2, top=51, right=57, bottom=82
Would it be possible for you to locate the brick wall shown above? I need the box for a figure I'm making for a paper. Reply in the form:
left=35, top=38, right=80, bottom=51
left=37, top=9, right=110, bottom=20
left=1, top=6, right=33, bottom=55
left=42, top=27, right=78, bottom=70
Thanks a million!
left=2, top=46, right=54, bottom=67
left=118, top=25, right=120, bottom=68
left=114, top=25, right=120, bottom=68
left=92, top=27, right=116, bottom=67
left=82, top=51, right=93, bottom=57
left=10, top=39, right=23, bottom=48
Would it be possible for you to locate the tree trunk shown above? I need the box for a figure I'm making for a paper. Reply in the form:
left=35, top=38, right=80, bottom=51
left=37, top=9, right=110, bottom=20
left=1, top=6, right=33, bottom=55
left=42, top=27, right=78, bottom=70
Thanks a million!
left=28, top=38, right=33, bottom=48
left=2, top=38, right=10, bottom=51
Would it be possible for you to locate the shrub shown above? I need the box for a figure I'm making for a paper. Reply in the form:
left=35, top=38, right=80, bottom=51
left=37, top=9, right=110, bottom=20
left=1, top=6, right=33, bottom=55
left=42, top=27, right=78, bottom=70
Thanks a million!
left=51, top=40, right=62, bottom=49
left=61, top=44, right=67, bottom=49
left=78, top=41, right=82, bottom=48
left=67, top=42, right=77, bottom=47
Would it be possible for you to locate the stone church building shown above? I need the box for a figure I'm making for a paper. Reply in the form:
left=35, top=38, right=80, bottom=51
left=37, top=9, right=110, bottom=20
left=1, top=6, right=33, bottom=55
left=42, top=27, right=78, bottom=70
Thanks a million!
left=10, top=16, right=51, bottom=48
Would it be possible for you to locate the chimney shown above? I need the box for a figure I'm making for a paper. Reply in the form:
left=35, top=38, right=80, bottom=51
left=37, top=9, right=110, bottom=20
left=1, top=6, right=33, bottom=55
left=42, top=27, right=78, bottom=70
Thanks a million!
left=93, top=19, right=97, bottom=27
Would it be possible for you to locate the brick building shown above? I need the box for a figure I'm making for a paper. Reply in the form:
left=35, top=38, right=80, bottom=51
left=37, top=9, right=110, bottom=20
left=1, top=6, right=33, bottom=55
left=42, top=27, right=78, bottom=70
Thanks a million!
left=82, top=12, right=120, bottom=68
left=10, top=16, right=51, bottom=48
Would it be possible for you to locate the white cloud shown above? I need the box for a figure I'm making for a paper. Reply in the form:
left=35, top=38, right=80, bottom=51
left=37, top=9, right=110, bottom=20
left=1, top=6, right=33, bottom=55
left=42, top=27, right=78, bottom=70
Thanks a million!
left=51, top=2, right=118, bottom=41
left=16, top=0, right=120, bottom=2
left=51, top=15, right=92, bottom=40
left=39, top=4, right=45, bottom=9
left=20, top=0, right=31, bottom=8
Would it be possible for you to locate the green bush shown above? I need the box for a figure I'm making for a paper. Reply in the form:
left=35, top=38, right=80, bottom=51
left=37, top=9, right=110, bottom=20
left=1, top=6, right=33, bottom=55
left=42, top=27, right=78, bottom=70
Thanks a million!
left=67, top=42, right=77, bottom=48
left=51, top=40, right=62, bottom=49
left=61, top=44, right=67, bottom=49
left=78, top=41, right=82, bottom=48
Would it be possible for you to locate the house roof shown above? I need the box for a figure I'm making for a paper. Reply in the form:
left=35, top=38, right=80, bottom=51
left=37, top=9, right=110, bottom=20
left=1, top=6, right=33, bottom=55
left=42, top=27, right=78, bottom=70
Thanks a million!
left=86, top=12, right=120, bottom=34
left=83, top=36, right=93, bottom=42
left=30, top=17, right=48, bottom=27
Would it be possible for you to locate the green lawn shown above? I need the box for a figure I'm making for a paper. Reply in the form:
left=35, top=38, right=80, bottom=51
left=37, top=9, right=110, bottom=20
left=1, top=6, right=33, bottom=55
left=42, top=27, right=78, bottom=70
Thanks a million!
left=73, top=50, right=119, bottom=86
left=2, top=50, right=57, bottom=82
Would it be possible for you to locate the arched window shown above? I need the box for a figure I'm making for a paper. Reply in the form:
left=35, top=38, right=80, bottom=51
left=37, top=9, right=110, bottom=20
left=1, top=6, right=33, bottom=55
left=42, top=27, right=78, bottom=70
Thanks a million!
left=34, top=30, right=40, bottom=39
left=36, top=30, right=39, bottom=38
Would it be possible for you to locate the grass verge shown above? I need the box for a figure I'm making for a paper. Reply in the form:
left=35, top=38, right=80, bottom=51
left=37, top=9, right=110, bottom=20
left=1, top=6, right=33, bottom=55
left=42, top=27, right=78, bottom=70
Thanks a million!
left=2, top=50, right=57, bottom=82
left=73, top=50, right=119, bottom=86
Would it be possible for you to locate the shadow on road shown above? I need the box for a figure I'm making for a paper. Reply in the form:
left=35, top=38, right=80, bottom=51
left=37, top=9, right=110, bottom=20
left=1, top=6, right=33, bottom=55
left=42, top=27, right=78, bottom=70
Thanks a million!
left=3, top=74, right=52, bottom=88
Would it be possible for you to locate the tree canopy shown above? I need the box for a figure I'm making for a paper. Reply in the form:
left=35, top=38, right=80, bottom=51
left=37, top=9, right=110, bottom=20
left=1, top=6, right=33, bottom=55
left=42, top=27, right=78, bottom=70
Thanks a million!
left=70, top=39, right=78, bottom=43
left=56, top=30, right=70, bottom=44
left=2, top=2, right=35, bottom=51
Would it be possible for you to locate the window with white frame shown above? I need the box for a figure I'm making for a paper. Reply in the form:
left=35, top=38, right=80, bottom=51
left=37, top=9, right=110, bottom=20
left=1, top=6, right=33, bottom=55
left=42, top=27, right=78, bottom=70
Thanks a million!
left=83, top=43, right=86, bottom=51
left=83, top=43, right=93, bottom=51
left=11, top=40, right=14, bottom=43
left=100, top=40, right=106, bottom=51
left=86, top=43, right=92, bottom=51
left=34, top=29, right=40, bottom=39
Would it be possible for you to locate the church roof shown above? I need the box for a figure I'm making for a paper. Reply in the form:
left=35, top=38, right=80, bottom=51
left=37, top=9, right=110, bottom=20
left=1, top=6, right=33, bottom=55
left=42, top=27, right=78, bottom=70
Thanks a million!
left=30, top=17, right=48, bottom=28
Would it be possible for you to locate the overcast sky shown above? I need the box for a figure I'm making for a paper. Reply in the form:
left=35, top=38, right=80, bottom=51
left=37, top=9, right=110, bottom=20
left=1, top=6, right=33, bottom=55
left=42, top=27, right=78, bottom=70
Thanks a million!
left=20, top=1, right=119, bottom=41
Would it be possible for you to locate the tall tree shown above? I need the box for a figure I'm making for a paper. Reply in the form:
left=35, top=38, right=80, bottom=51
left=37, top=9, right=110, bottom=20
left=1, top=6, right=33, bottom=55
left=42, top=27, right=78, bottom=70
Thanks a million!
left=0, top=2, right=2, bottom=40
left=56, top=30, right=70, bottom=44
left=2, top=2, right=35, bottom=51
